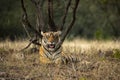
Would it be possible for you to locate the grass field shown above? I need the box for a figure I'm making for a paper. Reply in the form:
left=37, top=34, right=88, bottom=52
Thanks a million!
left=0, top=39, right=120, bottom=80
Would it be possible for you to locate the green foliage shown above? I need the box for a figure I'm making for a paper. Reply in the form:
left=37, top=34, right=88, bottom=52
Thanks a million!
left=94, top=29, right=104, bottom=40
left=79, top=77, right=87, bottom=80
left=99, top=0, right=108, bottom=4
left=112, top=49, right=120, bottom=59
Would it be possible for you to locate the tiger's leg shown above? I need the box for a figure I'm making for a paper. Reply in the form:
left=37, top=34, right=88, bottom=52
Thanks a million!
left=40, top=56, right=52, bottom=64
left=54, top=57, right=62, bottom=66
left=61, top=52, right=81, bottom=64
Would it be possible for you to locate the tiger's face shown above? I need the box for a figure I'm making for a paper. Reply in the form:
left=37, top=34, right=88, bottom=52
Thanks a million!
left=41, top=31, right=61, bottom=51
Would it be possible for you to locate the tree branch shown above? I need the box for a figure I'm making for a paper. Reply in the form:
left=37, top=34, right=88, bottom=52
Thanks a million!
left=21, top=0, right=41, bottom=51
left=48, top=0, right=57, bottom=31
left=22, top=23, right=31, bottom=39
left=61, top=0, right=80, bottom=44
left=19, top=38, right=41, bottom=52
left=60, top=0, right=72, bottom=31
left=21, top=0, right=41, bottom=37
left=30, top=0, right=45, bottom=32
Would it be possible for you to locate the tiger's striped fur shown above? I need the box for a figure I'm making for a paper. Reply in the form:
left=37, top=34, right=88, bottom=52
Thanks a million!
left=39, top=31, right=80, bottom=64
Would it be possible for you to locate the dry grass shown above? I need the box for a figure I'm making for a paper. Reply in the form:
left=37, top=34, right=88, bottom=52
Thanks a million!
left=0, top=39, right=120, bottom=80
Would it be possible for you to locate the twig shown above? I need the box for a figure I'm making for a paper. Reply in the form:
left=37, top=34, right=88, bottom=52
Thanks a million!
left=21, top=0, right=41, bottom=37
left=48, top=0, right=57, bottom=31
left=19, top=38, right=41, bottom=52
left=22, top=23, right=31, bottom=39
left=61, top=0, right=80, bottom=44
left=61, top=0, right=72, bottom=31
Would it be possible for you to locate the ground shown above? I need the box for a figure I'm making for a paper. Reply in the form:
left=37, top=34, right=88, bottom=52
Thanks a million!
left=0, top=39, right=120, bottom=80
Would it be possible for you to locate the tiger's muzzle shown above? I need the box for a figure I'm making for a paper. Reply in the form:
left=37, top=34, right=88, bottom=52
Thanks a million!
left=48, top=43, right=55, bottom=49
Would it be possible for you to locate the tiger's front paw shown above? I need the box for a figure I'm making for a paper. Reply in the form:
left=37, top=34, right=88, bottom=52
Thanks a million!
left=54, top=58, right=62, bottom=66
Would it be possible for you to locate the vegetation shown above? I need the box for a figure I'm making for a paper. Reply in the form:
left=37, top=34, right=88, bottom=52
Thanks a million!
left=0, top=0, right=120, bottom=80
left=0, top=0, right=120, bottom=40
left=0, top=39, right=120, bottom=80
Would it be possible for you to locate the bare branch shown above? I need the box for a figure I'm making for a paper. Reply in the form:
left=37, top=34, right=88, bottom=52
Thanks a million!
left=61, top=0, right=80, bottom=44
left=48, top=0, right=57, bottom=31
left=48, top=0, right=53, bottom=18
left=21, top=0, right=41, bottom=51
left=22, top=23, right=31, bottom=39
left=60, top=0, right=72, bottom=31
left=19, top=41, right=32, bottom=52
left=19, top=38, right=41, bottom=52
left=29, top=38, right=41, bottom=46
left=30, top=0, right=45, bottom=32
left=21, top=0, right=41, bottom=37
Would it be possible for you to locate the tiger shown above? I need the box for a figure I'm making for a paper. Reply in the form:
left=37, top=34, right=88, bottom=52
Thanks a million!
left=39, top=31, right=80, bottom=65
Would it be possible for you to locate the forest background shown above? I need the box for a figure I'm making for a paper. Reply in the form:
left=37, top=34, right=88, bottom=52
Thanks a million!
left=0, top=0, right=120, bottom=40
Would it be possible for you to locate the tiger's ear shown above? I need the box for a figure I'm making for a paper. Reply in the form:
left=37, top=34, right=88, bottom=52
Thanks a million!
left=57, top=31, right=62, bottom=35
left=41, top=31, right=45, bottom=36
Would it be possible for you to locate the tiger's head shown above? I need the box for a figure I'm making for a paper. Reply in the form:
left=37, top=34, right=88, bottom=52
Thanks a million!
left=41, top=31, right=61, bottom=51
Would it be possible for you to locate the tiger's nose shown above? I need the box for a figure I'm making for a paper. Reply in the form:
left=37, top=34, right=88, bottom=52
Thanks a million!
left=49, top=42, right=55, bottom=44
left=48, top=36, right=54, bottom=42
